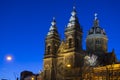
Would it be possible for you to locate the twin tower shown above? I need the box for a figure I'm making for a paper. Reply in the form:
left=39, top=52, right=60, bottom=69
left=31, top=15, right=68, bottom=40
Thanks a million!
left=42, top=7, right=114, bottom=80
left=45, top=7, right=108, bottom=56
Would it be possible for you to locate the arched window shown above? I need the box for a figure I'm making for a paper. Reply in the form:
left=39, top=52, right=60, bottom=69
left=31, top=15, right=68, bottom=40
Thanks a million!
left=54, top=44, right=57, bottom=53
left=96, top=40, right=98, bottom=44
left=96, top=39, right=101, bottom=44
left=47, top=46, right=50, bottom=54
left=69, top=38, right=72, bottom=48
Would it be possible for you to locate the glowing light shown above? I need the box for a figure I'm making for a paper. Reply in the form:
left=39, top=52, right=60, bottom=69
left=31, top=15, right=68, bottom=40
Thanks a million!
left=6, top=55, right=12, bottom=61
left=67, top=64, right=71, bottom=68
left=32, top=77, right=34, bottom=80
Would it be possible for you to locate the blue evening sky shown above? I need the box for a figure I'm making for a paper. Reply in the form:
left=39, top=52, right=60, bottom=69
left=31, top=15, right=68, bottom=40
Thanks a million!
left=0, top=0, right=120, bottom=80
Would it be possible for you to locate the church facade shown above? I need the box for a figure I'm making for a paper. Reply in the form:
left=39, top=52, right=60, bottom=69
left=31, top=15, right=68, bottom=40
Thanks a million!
left=42, top=7, right=117, bottom=80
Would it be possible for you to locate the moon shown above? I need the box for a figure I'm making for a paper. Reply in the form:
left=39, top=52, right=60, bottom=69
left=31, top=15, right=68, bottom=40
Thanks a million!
left=6, top=56, right=12, bottom=61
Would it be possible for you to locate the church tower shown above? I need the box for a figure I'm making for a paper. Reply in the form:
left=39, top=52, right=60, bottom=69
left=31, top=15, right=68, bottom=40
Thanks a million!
left=65, top=7, right=83, bottom=52
left=86, top=13, right=108, bottom=55
left=43, top=18, right=60, bottom=80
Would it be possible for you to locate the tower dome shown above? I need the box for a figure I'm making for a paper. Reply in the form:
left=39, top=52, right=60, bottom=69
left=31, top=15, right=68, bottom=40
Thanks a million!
left=88, top=13, right=106, bottom=36
left=86, top=13, right=108, bottom=54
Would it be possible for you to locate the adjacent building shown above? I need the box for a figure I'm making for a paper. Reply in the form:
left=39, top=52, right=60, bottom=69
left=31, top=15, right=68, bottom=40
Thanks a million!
left=20, top=71, right=34, bottom=80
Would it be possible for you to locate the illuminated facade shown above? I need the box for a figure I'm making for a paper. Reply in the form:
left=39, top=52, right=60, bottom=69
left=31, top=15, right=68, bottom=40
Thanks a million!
left=42, top=7, right=118, bottom=80
left=84, top=64, right=120, bottom=80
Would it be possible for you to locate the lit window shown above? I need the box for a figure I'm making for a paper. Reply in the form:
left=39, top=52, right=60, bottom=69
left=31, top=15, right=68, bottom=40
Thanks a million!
left=66, top=64, right=71, bottom=68
left=31, top=77, right=34, bottom=80
left=96, top=39, right=101, bottom=44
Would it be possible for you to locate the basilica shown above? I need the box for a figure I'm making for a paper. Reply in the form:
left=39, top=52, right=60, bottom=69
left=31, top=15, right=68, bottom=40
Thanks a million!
left=42, top=7, right=118, bottom=80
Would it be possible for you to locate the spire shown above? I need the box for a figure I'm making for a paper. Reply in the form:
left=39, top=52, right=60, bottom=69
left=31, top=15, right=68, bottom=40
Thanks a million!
left=93, top=13, right=99, bottom=27
left=67, top=6, right=79, bottom=27
left=47, top=17, right=58, bottom=36
left=71, top=6, right=77, bottom=17
left=51, top=17, right=56, bottom=25
left=69, top=6, right=77, bottom=22
left=49, top=17, right=57, bottom=31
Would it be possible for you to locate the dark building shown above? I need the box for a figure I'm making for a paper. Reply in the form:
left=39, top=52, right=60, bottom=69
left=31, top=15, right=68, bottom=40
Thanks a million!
left=42, top=7, right=117, bottom=80
left=20, top=71, right=42, bottom=80
left=20, top=71, right=34, bottom=80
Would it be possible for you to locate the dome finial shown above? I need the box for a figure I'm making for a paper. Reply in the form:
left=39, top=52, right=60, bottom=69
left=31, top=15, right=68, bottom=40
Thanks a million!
left=94, top=13, right=98, bottom=20
left=93, top=13, right=99, bottom=27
